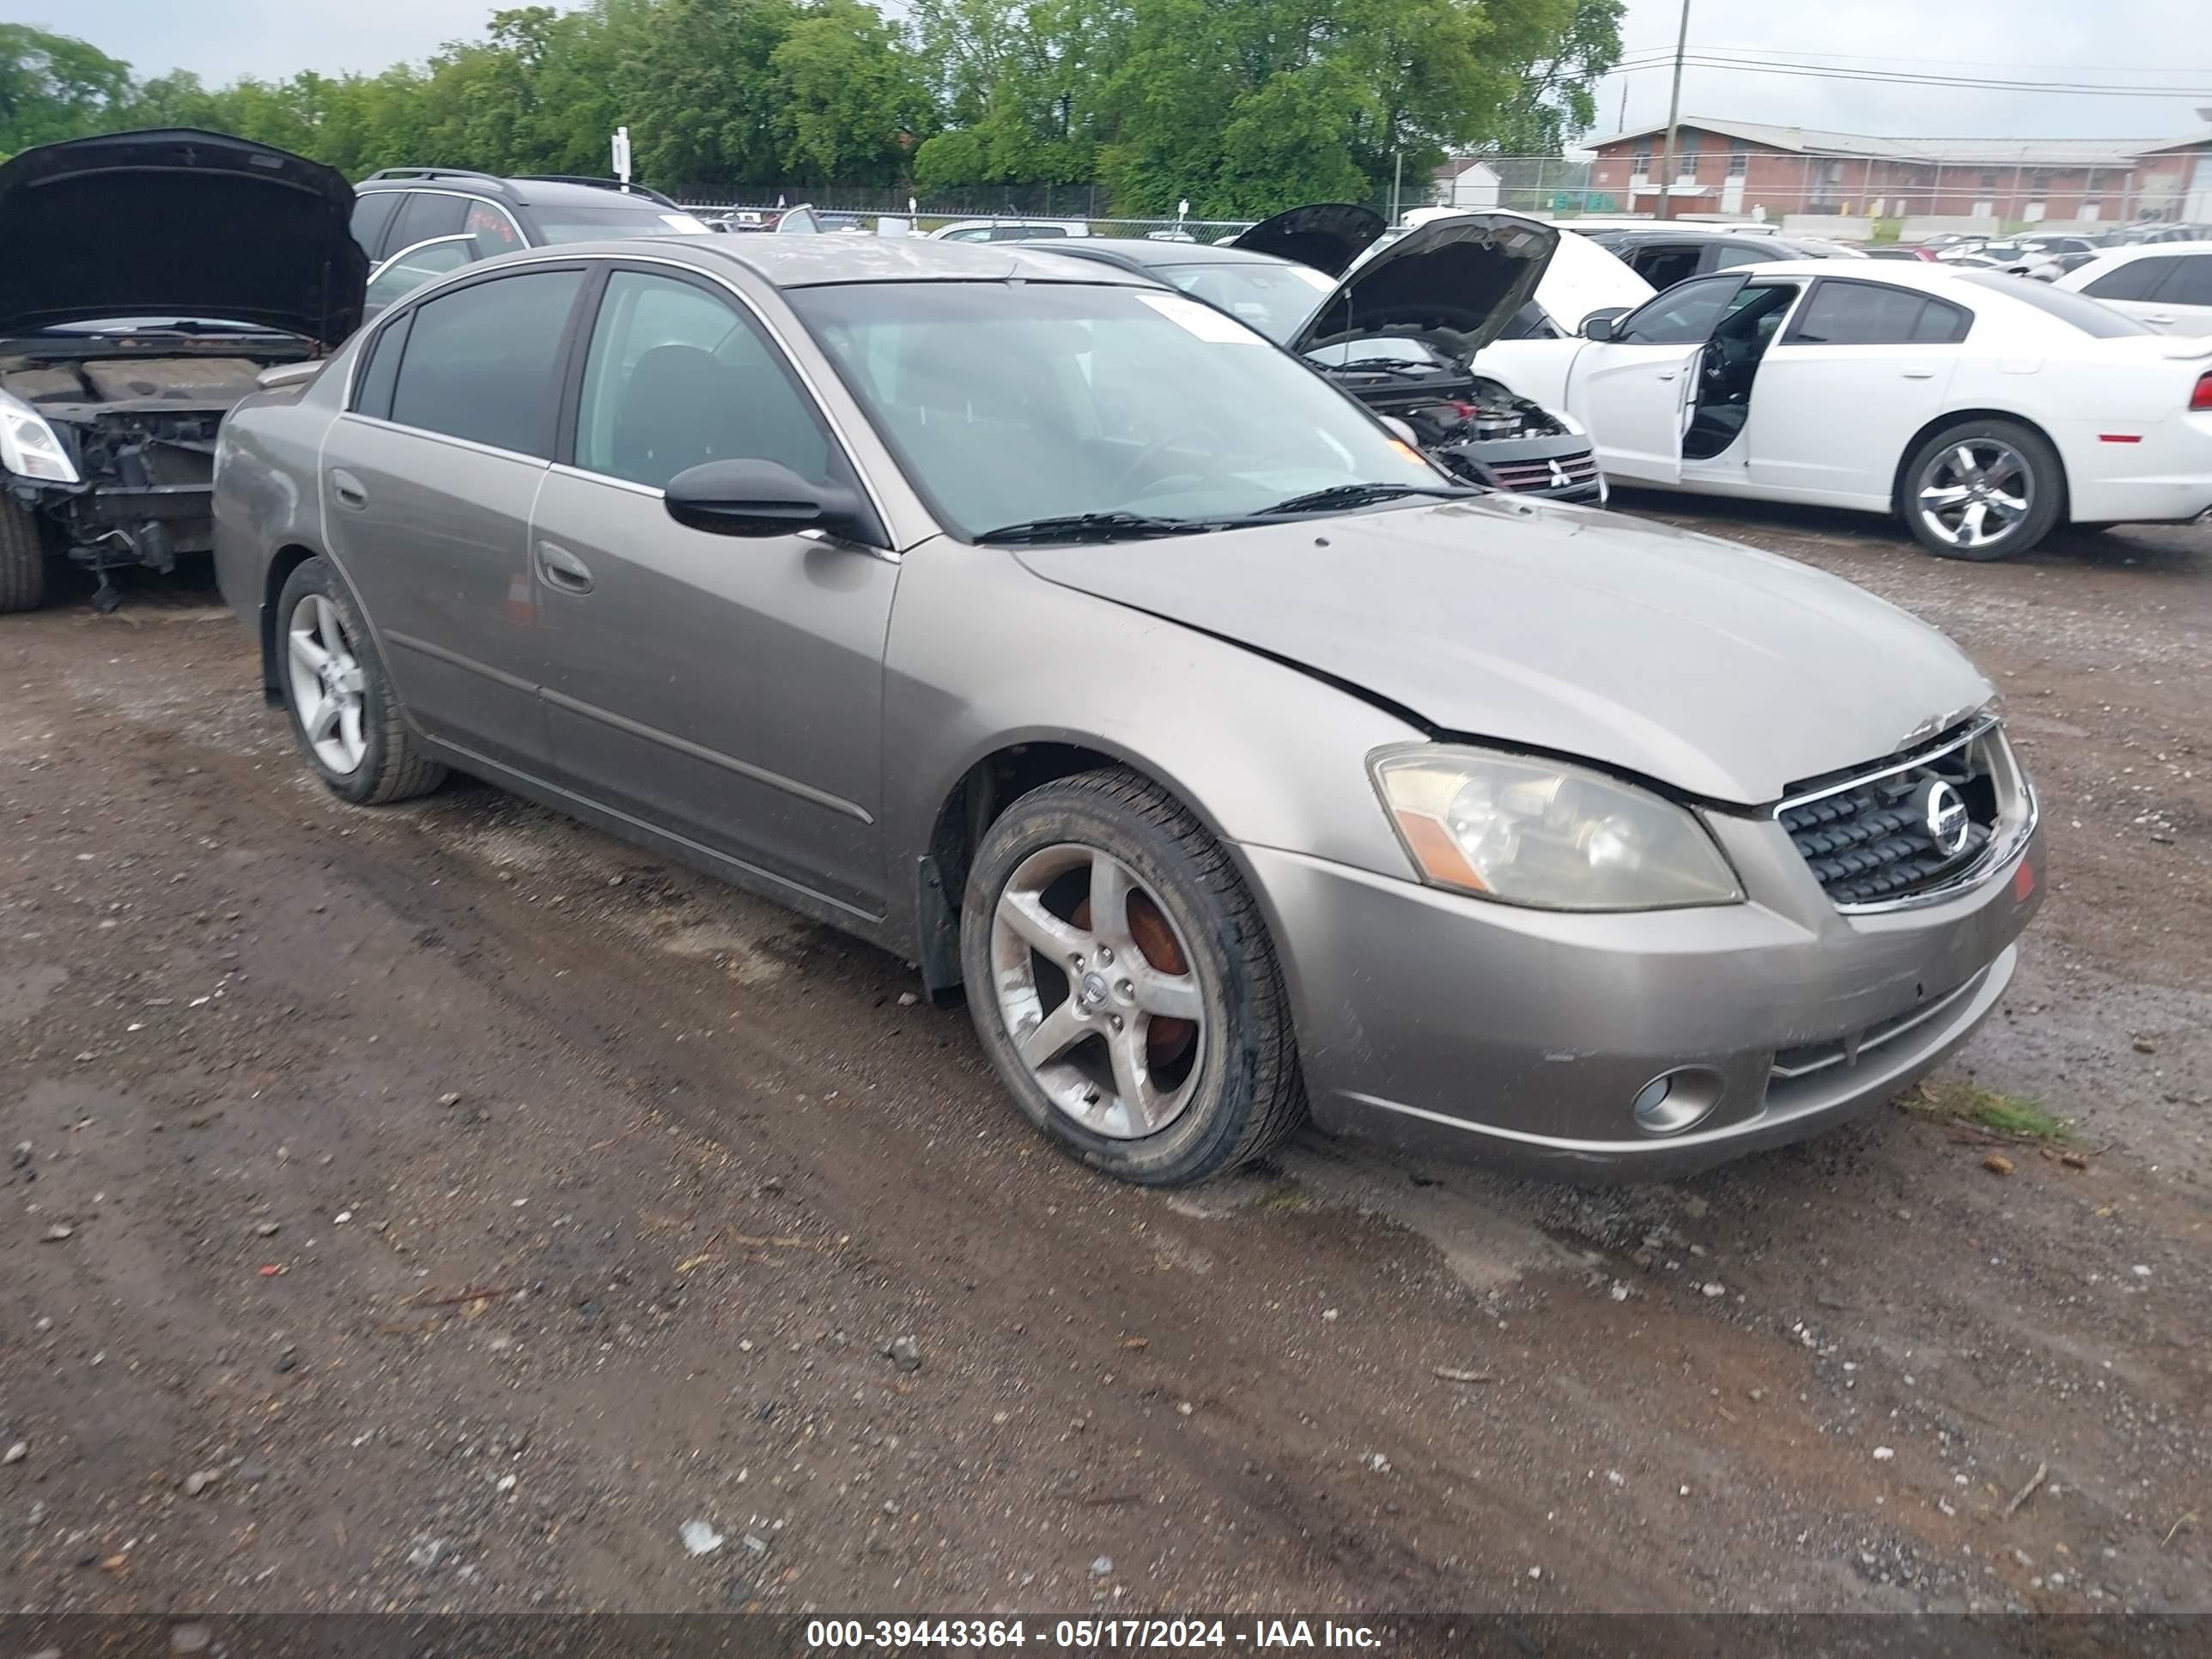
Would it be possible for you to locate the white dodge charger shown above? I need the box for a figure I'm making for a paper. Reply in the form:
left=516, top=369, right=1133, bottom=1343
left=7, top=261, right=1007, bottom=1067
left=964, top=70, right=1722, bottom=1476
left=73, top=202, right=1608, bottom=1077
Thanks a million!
left=1474, top=259, right=2212, bottom=560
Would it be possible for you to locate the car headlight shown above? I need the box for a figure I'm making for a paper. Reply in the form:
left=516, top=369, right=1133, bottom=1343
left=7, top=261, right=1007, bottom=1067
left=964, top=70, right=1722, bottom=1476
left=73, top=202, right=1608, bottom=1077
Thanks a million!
left=1371, top=745, right=1742, bottom=911
left=0, top=390, right=79, bottom=484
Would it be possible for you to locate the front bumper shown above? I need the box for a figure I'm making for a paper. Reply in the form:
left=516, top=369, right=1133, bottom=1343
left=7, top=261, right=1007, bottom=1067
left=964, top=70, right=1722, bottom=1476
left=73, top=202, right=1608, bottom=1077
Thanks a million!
left=1242, top=813, right=2043, bottom=1182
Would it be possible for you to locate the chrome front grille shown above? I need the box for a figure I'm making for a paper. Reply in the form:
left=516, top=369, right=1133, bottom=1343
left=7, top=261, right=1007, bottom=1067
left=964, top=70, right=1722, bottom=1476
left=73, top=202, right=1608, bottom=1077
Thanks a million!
left=1778, top=720, right=2009, bottom=909
left=1485, top=450, right=1601, bottom=494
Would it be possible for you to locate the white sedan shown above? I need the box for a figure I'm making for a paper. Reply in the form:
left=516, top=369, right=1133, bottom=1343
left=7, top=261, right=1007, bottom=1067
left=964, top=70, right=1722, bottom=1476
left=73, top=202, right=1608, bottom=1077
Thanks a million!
left=1474, top=260, right=2212, bottom=559
left=2055, top=240, right=2212, bottom=334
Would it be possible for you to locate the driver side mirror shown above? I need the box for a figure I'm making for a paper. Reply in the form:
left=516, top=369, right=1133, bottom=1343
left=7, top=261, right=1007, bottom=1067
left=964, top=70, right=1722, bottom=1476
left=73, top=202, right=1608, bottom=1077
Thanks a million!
left=1581, top=309, right=1629, bottom=342
left=665, top=459, right=874, bottom=543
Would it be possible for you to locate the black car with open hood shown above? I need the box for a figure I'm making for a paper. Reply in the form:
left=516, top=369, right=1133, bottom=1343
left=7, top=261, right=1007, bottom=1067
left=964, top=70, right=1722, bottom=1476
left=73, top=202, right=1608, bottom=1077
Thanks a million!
left=0, top=129, right=368, bottom=612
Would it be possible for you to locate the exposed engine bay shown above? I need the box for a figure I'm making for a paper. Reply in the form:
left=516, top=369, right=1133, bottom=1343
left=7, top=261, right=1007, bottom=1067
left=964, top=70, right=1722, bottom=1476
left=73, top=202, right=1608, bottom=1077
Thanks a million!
left=1380, top=377, right=1575, bottom=448
left=1, top=347, right=294, bottom=605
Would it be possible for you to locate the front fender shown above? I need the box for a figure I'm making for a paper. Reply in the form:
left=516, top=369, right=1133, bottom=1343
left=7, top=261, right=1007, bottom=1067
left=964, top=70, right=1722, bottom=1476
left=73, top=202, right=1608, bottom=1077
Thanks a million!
left=879, top=536, right=1430, bottom=956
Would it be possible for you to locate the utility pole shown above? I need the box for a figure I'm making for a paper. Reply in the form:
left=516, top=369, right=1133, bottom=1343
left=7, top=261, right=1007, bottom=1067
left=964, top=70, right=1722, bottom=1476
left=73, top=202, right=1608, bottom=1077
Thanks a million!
left=1390, top=149, right=1404, bottom=226
left=1655, top=0, right=1692, bottom=221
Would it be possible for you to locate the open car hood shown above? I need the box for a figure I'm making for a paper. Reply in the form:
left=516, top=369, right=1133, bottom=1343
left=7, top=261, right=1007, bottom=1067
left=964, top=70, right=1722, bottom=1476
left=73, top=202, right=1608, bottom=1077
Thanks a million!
left=0, top=130, right=368, bottom=347
left=1230, top=203, right=1388, bottom=278
left=1290, top=211, right=1559, bottom=362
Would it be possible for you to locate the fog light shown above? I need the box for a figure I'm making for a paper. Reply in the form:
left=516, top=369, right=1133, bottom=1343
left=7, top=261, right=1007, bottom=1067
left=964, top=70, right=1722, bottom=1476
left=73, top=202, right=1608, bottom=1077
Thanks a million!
left=1631, top=1067, right=1723, bottom=1135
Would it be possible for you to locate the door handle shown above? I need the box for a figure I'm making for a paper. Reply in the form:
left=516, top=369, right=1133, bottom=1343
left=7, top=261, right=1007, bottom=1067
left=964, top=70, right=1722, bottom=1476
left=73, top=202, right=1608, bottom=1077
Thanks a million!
left=2142, top=313, right=2176, bottom=326
left=1656, top=371, right=1678, bottom=381
left=534, top=540, right=593, bottom=595
left=330, top=469, right=368, bottom=509
left=1901, top=369, right=1936, bottom=380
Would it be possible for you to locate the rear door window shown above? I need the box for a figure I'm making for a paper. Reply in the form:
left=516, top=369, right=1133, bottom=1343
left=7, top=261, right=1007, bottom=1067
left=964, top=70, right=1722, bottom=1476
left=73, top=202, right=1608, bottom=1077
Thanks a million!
left=387, top=270, right=586, bottom=458
left=463, top=198, right=528, bottom=258
left=390, top=191, right=468, bottom=251
left=1787, top=280, right=1971, bottom=345
left=349, top=192, right=401, bottom=260
left=2084, top=256, right=2179, bottom=302
left=2164, top=254, right=2212, bottom=307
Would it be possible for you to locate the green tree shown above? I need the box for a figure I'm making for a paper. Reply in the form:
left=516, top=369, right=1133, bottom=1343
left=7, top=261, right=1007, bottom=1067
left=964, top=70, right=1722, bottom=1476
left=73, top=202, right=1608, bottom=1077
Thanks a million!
left=0, top=23, right=132, bottom=151
left=770, top=1, right=931, bottom=183
left=1489, top=0, right=1626, bottom=154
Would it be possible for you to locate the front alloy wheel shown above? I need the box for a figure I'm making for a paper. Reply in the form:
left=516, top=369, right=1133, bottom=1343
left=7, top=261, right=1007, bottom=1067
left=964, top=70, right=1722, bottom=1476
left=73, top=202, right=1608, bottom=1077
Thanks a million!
left=960, top=768, right=1304, bottom=1185
left=989, top=842, right=1206, bottom=1140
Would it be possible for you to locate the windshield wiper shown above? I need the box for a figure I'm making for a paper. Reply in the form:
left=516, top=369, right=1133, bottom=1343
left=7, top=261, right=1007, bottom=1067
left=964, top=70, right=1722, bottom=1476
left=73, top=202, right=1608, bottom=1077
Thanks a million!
left=978, top=511, right=1217, bottom=545
left=1239, top=481, right=1480, bottom=519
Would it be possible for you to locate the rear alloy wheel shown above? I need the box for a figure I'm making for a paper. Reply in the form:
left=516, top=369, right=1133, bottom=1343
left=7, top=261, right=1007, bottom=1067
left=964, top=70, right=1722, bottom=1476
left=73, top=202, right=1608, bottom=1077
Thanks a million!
left=0, top=498, right=50, bottom=614
left=1901, top=420, right=2062, bottom=561
left=960, top=768, right=1304, bottom=1185
left=276, top=557, right=446, bottom=805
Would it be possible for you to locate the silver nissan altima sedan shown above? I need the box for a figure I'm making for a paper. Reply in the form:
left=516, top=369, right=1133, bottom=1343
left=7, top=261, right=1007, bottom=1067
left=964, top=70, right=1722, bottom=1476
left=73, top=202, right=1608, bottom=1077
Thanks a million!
left=212, top=235, right=2044, bottom=1186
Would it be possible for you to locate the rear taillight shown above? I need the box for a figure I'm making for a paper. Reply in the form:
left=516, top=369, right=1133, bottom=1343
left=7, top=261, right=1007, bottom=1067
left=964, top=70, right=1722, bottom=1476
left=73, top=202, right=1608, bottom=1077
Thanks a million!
left=2191, top=373, right=2212, bottom=412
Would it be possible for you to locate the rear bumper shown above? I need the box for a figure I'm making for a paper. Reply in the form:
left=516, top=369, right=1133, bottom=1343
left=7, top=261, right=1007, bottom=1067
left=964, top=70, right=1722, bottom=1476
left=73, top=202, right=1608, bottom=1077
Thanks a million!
left=2063, top=413, right=2212, bottom=525
left=1241, top=813, right=2043, bottom=1183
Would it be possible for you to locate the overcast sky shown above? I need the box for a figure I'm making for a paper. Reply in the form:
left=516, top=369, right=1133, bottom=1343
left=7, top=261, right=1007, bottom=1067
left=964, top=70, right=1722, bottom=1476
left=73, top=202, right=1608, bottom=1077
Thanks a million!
left=6, top=0, right=2210, bottom=144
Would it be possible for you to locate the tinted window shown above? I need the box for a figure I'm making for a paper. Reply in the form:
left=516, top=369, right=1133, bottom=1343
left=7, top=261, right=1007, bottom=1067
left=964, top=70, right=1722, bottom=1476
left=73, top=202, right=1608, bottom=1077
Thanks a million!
left=574, top=270, right=833, bottom=491
left=1619, top=275, right=1747, bottom=343
left=389, top=191, right=467, bottom=250
left=531, top=203, right=713, bottom=243
left=1955, top=272, right=2150, bottom=337
left=1499, top=301, right=1559, bottom=341
left=2085, top=256, right=2178, bottom=301
left=352, top=313, right=410, bottom=420
left=364, top=238, right=476, bottom=314
left=1791, top=281, right=1970, bottom=345
left=463, top=198, right=527, bottom=258
left=1710, top=241, right=1775, bottom=270
left=1632, top=246, right=1703, bottom=289
left=349, top=191, right=400, bottom=259
left=2169, top=255, right=2212, bottom=307
left=389, top=270, right=585, bottom=457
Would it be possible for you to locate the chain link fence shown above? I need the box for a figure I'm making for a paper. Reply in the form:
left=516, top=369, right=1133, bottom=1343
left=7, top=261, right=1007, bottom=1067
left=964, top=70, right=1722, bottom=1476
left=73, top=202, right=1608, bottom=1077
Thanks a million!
left=674, top=144, right=2209, bottom=244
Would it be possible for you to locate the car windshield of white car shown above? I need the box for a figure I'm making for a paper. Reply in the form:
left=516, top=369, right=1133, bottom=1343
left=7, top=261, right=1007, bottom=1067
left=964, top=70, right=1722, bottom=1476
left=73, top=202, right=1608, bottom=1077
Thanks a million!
left=791, top=279, right=1443, bottom=542
left=1155, top=261, right=1336, bottom=345
left=1953, top=273, right=2152, bottom=337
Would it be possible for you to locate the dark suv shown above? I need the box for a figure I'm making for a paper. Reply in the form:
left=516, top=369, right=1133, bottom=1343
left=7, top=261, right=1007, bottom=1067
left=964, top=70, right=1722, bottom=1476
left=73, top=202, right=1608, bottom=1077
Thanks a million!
left=351, top=170, right=714, bottom=317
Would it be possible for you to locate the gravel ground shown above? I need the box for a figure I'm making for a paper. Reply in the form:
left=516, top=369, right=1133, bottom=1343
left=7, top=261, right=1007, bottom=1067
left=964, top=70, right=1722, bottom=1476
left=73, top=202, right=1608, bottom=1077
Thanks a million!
left=2, top=501, right=2208, bottom=1618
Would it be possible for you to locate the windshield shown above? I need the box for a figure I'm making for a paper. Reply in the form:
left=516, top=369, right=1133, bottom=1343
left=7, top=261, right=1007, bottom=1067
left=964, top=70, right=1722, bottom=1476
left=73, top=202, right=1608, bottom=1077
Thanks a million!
left=532, top=204, right=713, bottom=243
left=790, top=280, right=1440, bottom=539
left=1954, top=271, right=2151, bottom=337
left=1155, top=261, right=1336, bottom=345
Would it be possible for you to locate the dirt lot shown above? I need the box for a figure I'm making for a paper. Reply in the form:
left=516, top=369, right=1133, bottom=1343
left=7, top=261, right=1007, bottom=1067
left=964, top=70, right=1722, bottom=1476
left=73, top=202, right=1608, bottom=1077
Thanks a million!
left=3, top=500, right=2208, bottom=1619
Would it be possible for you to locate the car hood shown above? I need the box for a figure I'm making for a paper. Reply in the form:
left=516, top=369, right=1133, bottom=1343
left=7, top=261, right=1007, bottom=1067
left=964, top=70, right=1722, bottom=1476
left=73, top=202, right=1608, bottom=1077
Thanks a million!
left=0, top=129, right=368, bottom=347
left=1014, top=499, right=1993, bottom=805
left=1230, top=203, right=1388, bottom=278
left=1291, top=211, right=1559, bottom=362
left=1538, top=227, right=1656, bottom=331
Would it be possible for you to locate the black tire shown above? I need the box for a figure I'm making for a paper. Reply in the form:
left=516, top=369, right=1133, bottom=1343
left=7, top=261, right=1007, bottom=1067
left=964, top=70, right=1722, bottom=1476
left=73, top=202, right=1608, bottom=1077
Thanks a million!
left=0, top=498, right=50, bottom=614
left=275, top=557, right=446, bottom=805
left=959, top=768, right=1305, bottom=1186
left=1899, top=418, right=2064, bottom=562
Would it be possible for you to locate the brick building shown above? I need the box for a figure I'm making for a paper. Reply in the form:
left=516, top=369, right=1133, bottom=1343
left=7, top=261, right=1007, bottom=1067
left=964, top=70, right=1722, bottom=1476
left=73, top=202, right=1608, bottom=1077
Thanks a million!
left=1583, top=117, right=2212, bottom=225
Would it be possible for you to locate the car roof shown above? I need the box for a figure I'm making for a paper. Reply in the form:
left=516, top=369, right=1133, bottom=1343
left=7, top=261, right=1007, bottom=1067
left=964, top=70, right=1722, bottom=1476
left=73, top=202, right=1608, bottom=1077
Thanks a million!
left=452, top=234, right=1162, bottom=289
left=1041, top=238, right=1282, bottom=267
left=2073, top=239, right=2212, bottom=264
left=356, top=173, right=674, bottom=211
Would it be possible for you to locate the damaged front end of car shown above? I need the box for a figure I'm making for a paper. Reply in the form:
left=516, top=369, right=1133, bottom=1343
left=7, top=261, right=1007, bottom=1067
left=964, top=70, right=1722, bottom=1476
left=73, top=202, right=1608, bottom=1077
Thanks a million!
left=3, top=352, right=319, bottom=601
left=0, top=130, right=365, bottom=611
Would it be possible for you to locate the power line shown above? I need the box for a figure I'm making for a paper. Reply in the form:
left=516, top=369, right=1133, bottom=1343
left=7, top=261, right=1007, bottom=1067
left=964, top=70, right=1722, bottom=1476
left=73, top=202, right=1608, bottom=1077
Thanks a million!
left=1605, top=54, right=2212, bottom=97
left=1613, top=43, right=2212, bottom=76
